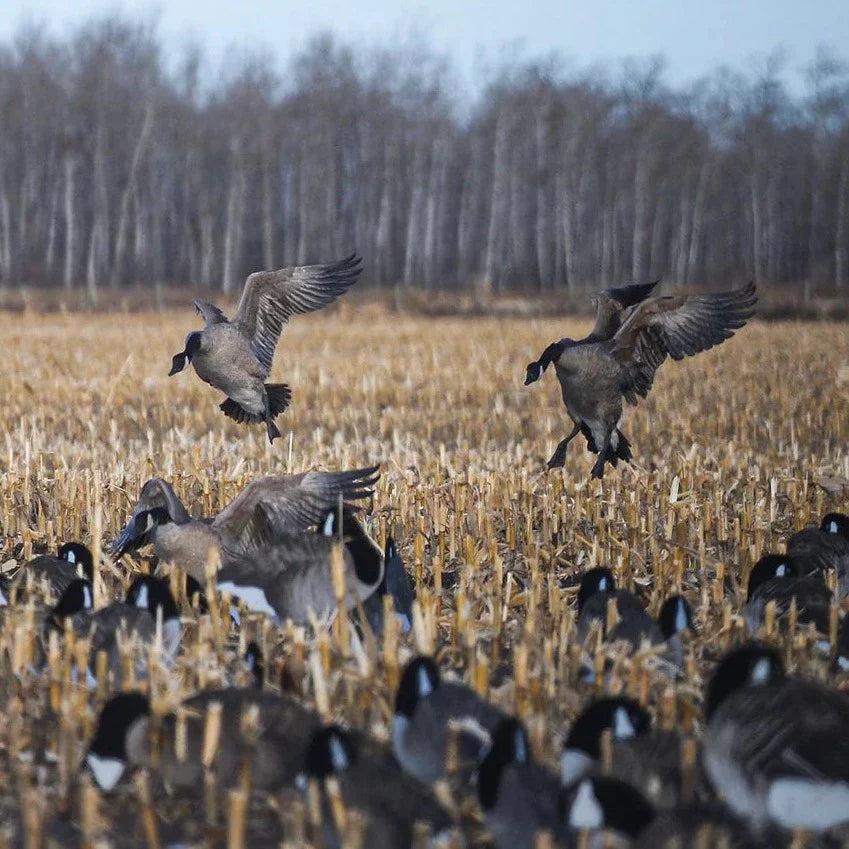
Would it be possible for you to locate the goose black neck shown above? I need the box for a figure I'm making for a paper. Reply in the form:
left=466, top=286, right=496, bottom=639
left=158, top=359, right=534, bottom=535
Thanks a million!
left=537, top=340, right=565, bottom=372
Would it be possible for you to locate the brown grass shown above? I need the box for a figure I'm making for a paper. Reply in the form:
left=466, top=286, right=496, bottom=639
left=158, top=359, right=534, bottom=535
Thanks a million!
left=0, top=308, right=848, bottom=845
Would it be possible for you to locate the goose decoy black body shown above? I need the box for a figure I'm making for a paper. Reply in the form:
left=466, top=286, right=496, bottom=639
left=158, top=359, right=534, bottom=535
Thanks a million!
left=703, top=643, right=849, bottom=832
left=86, top=683, right=321, bottom=793
left=215, top=507, right=384, bottom=625
left=110, top=466, right=379, bottom=585
left=361, top=536, right=415, bottom=636
left=561, top=775, right=655, bottom=844
left=524, top=281, right=756, bottom=476
left=301, top=725, right=454, bottom=849
left=477, top=717, right=565, bottom=849
left=168, top=253, right=362, bottom=442
left=744, top=554, right=832, bottom=637
left=10, top=542, right=94, bottom=601
left=561, top=697, right=689, bottom=809
left=786, top=512, right=849, bottom=595
left=50, top=576, right=181, bottom=686
left=392, top=655, right=505, bottom=784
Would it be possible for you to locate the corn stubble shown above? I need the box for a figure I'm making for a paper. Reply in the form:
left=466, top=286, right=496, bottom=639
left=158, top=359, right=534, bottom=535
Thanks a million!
left=0, top=307, right=847, bottom=847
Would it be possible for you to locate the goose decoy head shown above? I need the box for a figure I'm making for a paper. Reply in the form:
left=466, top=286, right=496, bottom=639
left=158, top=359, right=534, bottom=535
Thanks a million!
left=304, top=725, right=356, bottom=779
left=395, top=656, right=440, bottom=718
left=168, top=331, right=202, bottom=376
left=746, top=555, right=799, bottom=601
left=478, top=717, right=531, bottom=810
left=111, top=507, right=173, bottom=557
left=86, top=692, right=151, bottom=791
left=125, top=575, right=179, bottom=621
left=820, top=512, right=849, bottom=540
left=51, top=578, right=94, bottom=620
left=244, top=641, right=264, bottom=689
left=562, top=697, right=650, bottom=785
left=705, top=644, right=785, bottom=719
left=657, top=594, right=695, bottom=638
left=58, top=542, right=95, bottom=582
left=562, top=775, right=655, bottom=838
left=577, top=567, right=616, bottom=614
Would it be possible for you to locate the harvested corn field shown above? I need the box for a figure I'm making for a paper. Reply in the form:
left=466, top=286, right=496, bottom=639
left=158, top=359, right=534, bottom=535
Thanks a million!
left=0, top=306, right=848, bottom=847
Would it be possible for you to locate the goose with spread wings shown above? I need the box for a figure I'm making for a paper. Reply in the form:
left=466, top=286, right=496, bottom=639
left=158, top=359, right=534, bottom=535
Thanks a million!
left=524, top=281, right=757, bottom=478
left=169, top=253, right=363, bottom=442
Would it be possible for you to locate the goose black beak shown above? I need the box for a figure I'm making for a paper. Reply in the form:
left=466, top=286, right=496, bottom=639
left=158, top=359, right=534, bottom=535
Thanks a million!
left=168, top=352, right=187, bottom=376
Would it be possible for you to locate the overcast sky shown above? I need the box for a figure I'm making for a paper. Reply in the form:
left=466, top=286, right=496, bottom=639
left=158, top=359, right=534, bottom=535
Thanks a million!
left=2, top=0, right=848, bottom=95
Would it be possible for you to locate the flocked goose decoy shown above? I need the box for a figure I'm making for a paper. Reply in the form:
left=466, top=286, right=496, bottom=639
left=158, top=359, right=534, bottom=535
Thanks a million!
left=10, top=542, right=94, bottom=601
left=786, top=512, right=849, bottom=596
left=392, top=655, right=505, bottom=784
left=301, top=725, right=454, bottom=849
left=86, top=676, right=321, bottom=792
left=702, top=643, right=849, bottom=832
left=169, top=254, right=363, bottom=442
left=477, top=717, right=565, bottom=849
left=361, top=536, right=415, bottom=636
left=110, top=467, right=379, bottom=584
left=524, top=281, right=756, bottom=476
left=215, top=506, right=385, bottom=625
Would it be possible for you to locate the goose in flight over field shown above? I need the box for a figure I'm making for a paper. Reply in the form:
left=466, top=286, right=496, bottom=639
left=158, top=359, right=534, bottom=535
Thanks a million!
left=169, top=253, right=363, bottom=442
left=109, top=466, right=379, bottom=583
left=524, top=281, right=757, bottom=477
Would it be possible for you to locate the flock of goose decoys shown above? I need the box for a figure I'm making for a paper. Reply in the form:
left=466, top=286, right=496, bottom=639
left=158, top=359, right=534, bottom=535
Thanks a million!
left=1, top=253, right=848, bottom=847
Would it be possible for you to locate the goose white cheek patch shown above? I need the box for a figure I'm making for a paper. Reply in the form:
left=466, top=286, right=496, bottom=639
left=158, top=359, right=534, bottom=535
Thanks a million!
left=396, top=612, right=412, bottom=633
left=217, top=582, right=277, bottom=618
left=568, top=780, right=604, bottom=829
left=0, top=586, right=7, bottom=607
left=87, top=753, right=126, bottom=791
left=767, top=778, right=849, bottom=829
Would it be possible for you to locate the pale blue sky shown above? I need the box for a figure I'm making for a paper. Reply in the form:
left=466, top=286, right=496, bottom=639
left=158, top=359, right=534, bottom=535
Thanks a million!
left=3, top=0, right=848, bottom=95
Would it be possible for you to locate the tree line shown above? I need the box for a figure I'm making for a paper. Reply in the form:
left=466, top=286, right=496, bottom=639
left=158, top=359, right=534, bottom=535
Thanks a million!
left=0, top=17, right=848, bottom=295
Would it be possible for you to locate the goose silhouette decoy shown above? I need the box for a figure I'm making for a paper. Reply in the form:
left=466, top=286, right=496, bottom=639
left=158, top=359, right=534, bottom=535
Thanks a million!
left=524, top=281, right=756, bottom=476
left=85, top=673, right=321, bottom=792
left=215, top=507, right=384, bottom=625
left=477, top=717, right=565, bottom=849
left=786, top=512, right=849, bottom=596
left=702, top=643, right=849, bottom=832
left=169, top=253, right=362, bottom=442
left=301, top=725, right=454, bottom=849
left=109, top=466, right=379, bottom=584
left=392, top=655, right=505, bottom=784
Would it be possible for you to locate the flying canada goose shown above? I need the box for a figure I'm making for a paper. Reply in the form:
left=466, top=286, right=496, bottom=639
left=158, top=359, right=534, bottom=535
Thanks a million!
left=110, top=466, right=379, bottom=584
left=702, top=643, right=849, bottom=832
left=85, top=676, right=321, bottom=793
left=392, top=655, right=505, bottom=784
left=168, top=253, right=362, bottom=442
left=49, top=576, right=181, bottom=687
left=744, top=554, right=833, bottom=637
left=301, top=725, right=454, bottom=849
left=360, top=536, right=415, bottom=636
left=477, top=717, right=565, bottom=849
left=215, top=507, right=385, bottom=625
left=561, top=697, right=691, bottom=810
left=577, top=568, right=694, bottom=664
left=9, top=542, right=93, bottom=601
left=524, top=281, right=757, bottom=477
left=786, top=512, right=849, bottom=596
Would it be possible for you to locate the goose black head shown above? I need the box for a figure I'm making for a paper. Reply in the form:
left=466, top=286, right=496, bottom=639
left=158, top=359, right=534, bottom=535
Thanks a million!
left=111, top=507, right=173, bottom=558
left=820, top=512, right=849, bottom=540
left=562, top=776, right=655, bottom=838
left=657, top=594, right=695, bottom=639
left=304, top=725, right=357, bottom=779
left=125, top=574, right=179, bottom=621
left=86, top=692, right=151, bottom=791
left=58, top=542, right=95, bottom=582
left=51, top=578, right=94, bottom=620
left=577, top=567, right=616, bottom=614
left=478, top=717, right=531, bottom=810
left=244, top=641, right=264, bottom=689
left=395, top=656, right=440, bottom=718
left=169, top=331, right=202, bottom=376
left=524, top=361, right=543, bottom=385
left=747, top=555, right=799, bottom=601
left=524, top=341, right=567, bottom=385
left=705, top=644, right=785, bottom=719
left=564, top=697, right=650, bottom=761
